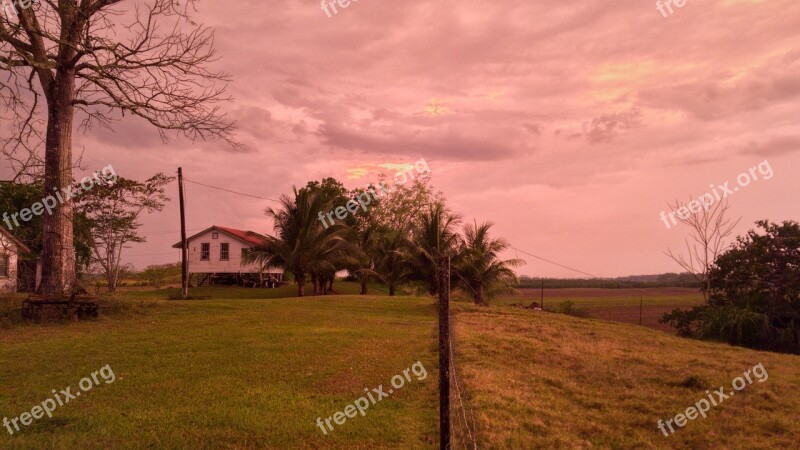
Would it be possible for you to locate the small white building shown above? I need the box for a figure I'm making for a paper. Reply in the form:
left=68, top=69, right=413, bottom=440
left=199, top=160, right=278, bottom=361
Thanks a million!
left=0, top=227, right=30, bottom=292
left=173, top=226, right=284, bottom=287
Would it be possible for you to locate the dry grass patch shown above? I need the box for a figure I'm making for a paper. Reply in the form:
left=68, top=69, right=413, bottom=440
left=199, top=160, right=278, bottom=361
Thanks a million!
left=453, top=306, right=800, bottom=449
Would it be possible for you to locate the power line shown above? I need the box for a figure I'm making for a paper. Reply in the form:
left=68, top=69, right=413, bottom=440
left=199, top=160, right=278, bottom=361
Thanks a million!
left=509, top=245, right=599, bottom=278
left=142, top=226, right=203, bottom=233
left=126, top=251, right=179, bottom=257
left=183, top=178, right=282, bottom=203
left=142, top=227, right=205, bottom=236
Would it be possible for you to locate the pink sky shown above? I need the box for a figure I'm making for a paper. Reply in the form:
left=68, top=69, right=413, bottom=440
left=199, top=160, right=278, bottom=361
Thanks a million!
left=41, top=0, right=800, bottom=276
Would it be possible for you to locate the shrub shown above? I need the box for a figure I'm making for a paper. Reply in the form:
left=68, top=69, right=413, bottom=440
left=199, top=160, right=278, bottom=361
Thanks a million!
left=697, top=307, right=772, bottom=349
left=662, top=221, right=800, bottom=354
left=140, top=263, right=182, bottom=288
left=660, top=307, right=704, bottom=337
left=0, top=291, right=23, bottom=328
left=550, top=300, right=587, bottom=317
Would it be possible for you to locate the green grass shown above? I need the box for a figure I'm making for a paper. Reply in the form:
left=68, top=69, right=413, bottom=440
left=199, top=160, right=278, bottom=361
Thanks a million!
left=117, top=281, right=392, bottom=301
left=0, top=293, right=437, bottom=449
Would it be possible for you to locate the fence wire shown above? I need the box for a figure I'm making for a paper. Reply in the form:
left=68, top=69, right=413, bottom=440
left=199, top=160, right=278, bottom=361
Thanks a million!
left=448, top=314, right=479, bottom=449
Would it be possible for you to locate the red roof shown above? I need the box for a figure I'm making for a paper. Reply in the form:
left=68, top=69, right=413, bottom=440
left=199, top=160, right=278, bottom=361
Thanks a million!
left=172, top=226, right=268, bottom=248
left=214, top=226, right=268, bottom=246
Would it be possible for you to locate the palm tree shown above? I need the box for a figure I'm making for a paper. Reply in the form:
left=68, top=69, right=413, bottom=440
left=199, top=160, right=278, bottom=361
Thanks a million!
left=455, top=221, right=524, bottom=305
left=244, top=188, right=348, bottom=297
left=375, top=228, right=413, bottom=296
left=412, top=202, right=462, bottom=296
left=345, top=222, right=380, bottom=295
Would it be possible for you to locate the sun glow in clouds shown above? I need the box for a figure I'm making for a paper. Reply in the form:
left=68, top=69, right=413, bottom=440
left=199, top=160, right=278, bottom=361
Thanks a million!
left=423, top=98, right=453, bottom=117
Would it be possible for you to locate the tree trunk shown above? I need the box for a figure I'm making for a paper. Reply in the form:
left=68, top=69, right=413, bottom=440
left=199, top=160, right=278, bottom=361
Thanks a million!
left=107, top=244, right=122, bottom=293
left=429, top=274, right=438, bottom=296
left=389, top=283, right=396, bottom=296
left=321, top=276, right=330, bottom=295
left=109, top=261, right=120, bottom=293
left=311, top=274, right=320, bottom=296
left=360, top=279, right=368, bottom=295
left=296, top=271, right=306, bottom=297
left=40, top=70, right=77, bottom=295
left=107, top=271, right=117, bottom=293
left=474, top=283, right=488, bottom=306
left=328, top=278, right=334, bottom=294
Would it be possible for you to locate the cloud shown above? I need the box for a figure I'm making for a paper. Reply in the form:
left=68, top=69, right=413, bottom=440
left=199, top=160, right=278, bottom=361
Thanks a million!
left=738, top=136, right=800, bottom=157
left=638, top=51, right=800, bottom=121
left=556, top=108, right=642, bottom=144
left=47, top=0, right=799, bottom=276
left=319, top=120, right=526, bottom=161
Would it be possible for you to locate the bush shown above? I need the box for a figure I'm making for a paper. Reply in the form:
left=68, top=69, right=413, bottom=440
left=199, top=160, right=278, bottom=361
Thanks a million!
left=698, top=307, right=772, bottom=349
left=661, top=303, right=797, bottom=353
left=0, top=291, right=23, bottom=328
left=660, top=307, right=704, bottom=337
left=140, top=263, right=182, bottom=288
left=549, top=300, right=587, bottom=317
left=662, top=221, right=800, bottom=354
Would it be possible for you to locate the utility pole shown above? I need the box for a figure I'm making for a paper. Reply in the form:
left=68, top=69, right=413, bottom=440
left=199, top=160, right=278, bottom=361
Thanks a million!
left=178, top=167, right=188, bottom=300
left=541, top=277, right=544, bottom=309
left=438, top=256, right=451, bottom=450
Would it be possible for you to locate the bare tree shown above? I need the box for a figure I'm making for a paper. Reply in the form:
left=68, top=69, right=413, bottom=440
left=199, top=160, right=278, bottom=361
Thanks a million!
left=664, top=198, right=740, bottom=300
left=76, top=173, right=173, bottom=292
left=1, top=0, right=237, bottom=294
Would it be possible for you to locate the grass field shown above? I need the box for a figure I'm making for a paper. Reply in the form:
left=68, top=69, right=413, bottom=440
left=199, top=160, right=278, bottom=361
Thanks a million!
left=1, top=285, right=798, bottom=449
left=115, top=280, right=394, bottom=301
left=0, top=293, right=437, bottom=449
left=496, top=287, right=705, bottom=332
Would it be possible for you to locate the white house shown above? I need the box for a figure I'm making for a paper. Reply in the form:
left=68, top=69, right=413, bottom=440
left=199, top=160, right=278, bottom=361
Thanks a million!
left=0, top=226, right=30, bottom=292
left=173, top=226, right=284, bottom=287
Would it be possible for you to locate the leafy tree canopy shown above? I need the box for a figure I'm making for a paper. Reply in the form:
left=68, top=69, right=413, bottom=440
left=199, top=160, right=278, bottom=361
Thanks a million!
left=662, top=220, right=800, bottom=354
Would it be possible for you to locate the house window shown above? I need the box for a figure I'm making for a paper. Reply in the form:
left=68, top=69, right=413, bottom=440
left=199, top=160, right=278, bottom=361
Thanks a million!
left=212, top=232, right=219, bottom=239
left=201, top=243, right=210, bottom=261
left=0, top=255, right=8, bottom=277
left=220, top=243, right=230, bottom=261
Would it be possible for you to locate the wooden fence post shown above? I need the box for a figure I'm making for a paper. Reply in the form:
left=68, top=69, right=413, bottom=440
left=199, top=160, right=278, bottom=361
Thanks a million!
left=439, top=256, right=451, bottom=450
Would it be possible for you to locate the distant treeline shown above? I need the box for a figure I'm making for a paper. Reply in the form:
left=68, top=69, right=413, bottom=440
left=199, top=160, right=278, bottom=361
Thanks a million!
left=517, top=273, right=700, bottom=289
